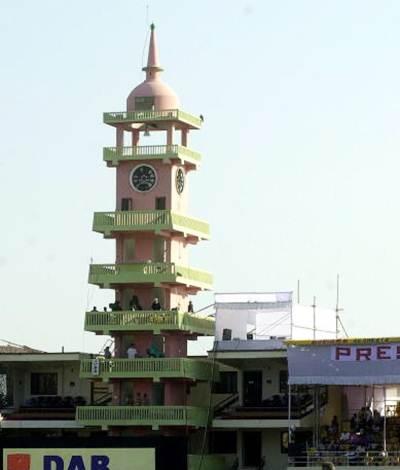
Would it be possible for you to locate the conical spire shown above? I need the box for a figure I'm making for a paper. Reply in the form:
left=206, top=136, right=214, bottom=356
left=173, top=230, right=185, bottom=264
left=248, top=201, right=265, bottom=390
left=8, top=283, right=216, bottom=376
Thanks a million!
left=142, top=23, right=163, bottom=78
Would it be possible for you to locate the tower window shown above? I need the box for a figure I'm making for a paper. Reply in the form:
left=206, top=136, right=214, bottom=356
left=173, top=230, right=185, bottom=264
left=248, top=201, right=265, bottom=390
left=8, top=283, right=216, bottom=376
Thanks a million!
left=123, top=239, right=136, bottom=262
left=135, top=96, right=155, bottom=111
left=121, top=198, right=132, bottom=211
left=155, top=197, right=166, bottom=210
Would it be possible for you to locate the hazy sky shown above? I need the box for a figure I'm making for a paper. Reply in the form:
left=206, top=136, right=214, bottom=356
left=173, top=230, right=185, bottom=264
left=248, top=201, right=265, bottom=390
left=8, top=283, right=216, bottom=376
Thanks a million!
left=2, top=0, right=400, bottom=353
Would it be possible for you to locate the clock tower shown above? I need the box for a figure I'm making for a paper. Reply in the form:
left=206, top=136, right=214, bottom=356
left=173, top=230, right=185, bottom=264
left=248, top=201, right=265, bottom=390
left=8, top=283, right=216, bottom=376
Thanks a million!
left=77, top=24, right=214, bottom=436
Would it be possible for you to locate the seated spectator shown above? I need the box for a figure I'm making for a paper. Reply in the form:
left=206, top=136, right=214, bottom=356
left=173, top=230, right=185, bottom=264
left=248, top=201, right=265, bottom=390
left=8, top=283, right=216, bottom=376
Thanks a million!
left=91, top=306, right=98, bottom=312
left=134, top=392, right=142, bottom=406
left=109, top=300, right=122, bottom=311
left=350, top=413, right=358, bottom=431
left=147, top=343, right=164, bottom=358
left=372, top=409, right=382, bottom=431
left=143, top=393, right=150, bottom=406
left=151, top=298, right=162, bottom=310
left=330, top=415, right=339, bottom=435
left=129, top=295, right=142, bottom=311
left=127, top=343, right=137, bottom=359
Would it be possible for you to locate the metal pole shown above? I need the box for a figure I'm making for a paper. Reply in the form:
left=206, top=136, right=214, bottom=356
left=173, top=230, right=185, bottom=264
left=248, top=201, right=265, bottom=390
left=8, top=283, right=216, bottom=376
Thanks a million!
left=383, top=386, right=387, bottom=453
left=312, top=296, right=316, bottom=340
left=313, top=385, right=317, bottom=448
left=297, top=280, right=300, bottom=304
left=288, top=382, right=292, bottom=446
left=316, top=385, right=320, bottom=449
left=336, top=274, right=340, bottom=338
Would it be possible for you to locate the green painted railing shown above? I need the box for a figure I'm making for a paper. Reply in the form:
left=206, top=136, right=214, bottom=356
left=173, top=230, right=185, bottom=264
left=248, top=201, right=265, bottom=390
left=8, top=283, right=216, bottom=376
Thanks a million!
left=103, top=145, right=201, bottom=165
left=76, top=405, right=208, bottom=428
left=188, top=455, right=227, bottom=470
left=103, top=109, right=202, bottom=128
left=93, top=210, right=210, bottom=239
left=80, top=357, right=215, bottom=381
left=171, top=213, right=210, bottom=236
left=84, top=310, right=215, bottom=335
left=88, top=263, right=213, bottom=289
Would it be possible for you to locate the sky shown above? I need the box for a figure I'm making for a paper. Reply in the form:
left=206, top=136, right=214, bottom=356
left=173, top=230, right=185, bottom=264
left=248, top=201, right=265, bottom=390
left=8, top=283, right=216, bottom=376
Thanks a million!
left=1, top=0, right=400, bottom=353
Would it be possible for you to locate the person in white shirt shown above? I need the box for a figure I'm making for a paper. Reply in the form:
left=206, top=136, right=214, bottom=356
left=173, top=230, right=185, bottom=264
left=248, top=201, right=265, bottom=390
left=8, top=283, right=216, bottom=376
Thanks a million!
left=127, top=343, right=137, bottom=359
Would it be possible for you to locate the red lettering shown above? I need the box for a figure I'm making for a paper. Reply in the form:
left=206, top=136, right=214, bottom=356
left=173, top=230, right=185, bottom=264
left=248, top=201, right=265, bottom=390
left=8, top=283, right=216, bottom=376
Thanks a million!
left=356, top=347, right=372, bottom=361
left=377, top=345, right=391, bottom=360
left=336, top=347, right=351, bottom=360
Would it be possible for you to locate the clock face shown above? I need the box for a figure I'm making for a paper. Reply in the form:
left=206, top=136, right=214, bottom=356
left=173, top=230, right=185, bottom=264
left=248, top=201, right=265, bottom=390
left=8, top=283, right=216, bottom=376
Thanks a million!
left=130, top=165, right=157, bottom=192
left=176, top=168, right=185, bottom=194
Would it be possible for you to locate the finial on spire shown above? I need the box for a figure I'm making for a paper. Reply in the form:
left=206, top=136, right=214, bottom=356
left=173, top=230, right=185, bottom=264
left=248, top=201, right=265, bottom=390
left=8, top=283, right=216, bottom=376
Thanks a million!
left=143, top=23, right=163, bottom=76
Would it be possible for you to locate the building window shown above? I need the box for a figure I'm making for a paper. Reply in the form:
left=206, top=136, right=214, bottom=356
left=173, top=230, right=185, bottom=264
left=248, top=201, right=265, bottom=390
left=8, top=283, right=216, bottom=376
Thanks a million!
left=279, top=370, right=288, bottom=394
left=30, top=373, right=58, bottom=395
left=209, top=431, right=237, bottom=454
left=213, top=371, right=238, bottom=394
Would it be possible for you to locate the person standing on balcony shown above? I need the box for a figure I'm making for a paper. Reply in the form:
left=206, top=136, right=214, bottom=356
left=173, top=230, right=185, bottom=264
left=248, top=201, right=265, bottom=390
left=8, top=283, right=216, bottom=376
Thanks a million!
left=104, top=346, right=112, bottom=360
left=151, top=297, right=162, bottom=310
left=127, top=343, right=137, bottom=358
left=129, top=294, right=141, bottom=311
left=188, top=300, right=194, bottom=313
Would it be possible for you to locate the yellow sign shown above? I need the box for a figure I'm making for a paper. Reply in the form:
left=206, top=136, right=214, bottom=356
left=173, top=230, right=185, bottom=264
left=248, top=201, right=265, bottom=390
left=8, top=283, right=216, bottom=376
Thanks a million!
left=3, top=448, right=155, bottom=470
left=287, top=336, right=400, bottom=346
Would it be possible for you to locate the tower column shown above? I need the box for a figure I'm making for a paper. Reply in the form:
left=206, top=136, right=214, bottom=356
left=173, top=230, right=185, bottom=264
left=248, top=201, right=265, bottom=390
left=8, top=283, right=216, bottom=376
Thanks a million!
left=132, top=130, right=140, bottom=147
left=181, top=129, right=189, bottom=147
left=167, top=123, right=175, bottom=146
left=116, top=127, right=124, bottom=147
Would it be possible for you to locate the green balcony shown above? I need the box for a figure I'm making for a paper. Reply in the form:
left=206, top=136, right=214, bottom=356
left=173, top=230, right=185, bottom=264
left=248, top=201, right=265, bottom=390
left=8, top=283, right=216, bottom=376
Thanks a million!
left=103, top=109, right=202, bottom=129
left=80, top=357, right=216, bottom=382
left=76, top=405, right=208, bottom=429
left=103, top=145, right=201, bottom=167
left=93, top=210, right=210, bottom=240
left=85, top=310, right=215, bottom=335
left=89, top=263, right=213, bottom=291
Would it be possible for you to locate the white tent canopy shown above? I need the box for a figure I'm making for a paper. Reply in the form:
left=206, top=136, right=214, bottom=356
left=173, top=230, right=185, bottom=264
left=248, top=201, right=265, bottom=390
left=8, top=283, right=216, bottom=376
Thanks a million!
left=214, top=292, right=336, bottom=341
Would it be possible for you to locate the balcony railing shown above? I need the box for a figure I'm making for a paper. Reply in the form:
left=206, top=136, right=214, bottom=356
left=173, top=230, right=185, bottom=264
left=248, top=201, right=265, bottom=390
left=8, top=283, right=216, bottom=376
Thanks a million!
left=93, top=210, right=210, bottom=240
left=80, top=357, right=215, bottom=381
left=288, top=450, right=400, bottom=467
left=103, top=145, right=201, bottom=166
left=76, top=405, right=208, bottom=428
left=84, top=310, right=215, bottom=335
left=103, top=109, right=202, bottom=128
left=88, top=263, right=213, bottom=290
